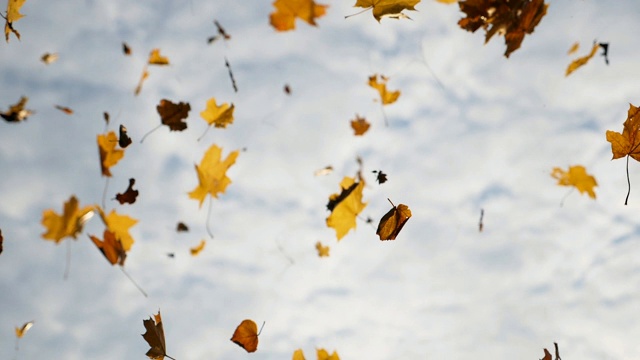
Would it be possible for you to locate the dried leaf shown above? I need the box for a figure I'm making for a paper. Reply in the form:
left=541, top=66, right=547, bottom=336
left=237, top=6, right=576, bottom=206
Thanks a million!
left=97, top=131, right=125, bottom=177
left=540, top=348, right=552, bottom=360
left=103, top=112, right=110, bottom=125
left=157, top=99, right=191, bottom=131
left=148, top=49, right=169, bottom=65
left=551, top=165, right=597, bottom=199
left=368, top=74, right=400, bottom=105
left=284, top=84, right=292, bottom=95
left=567, top=41, right=579, bottom=55
left=600, top=42, right=610, bottom=65
left=350, top=115, right=370, bottom=136
left=225, top=57, right=238, bottom=93
left=15, top=321, right=33, bottom=338
left=315, top=241, right=330, bottom=257
left=4, top=0, right=26, bottom=42
left=317, top=348, right=340, bottom=360
left=435, top=0, right=457, bottom=3
left=231, top=319, right=259, bottom=353
left=123, top=42, right=131, bottom=55
left=89, top=230, right=126, bottom=266
left=353, top=0, right=420, bottom=21
left=566, top=43, right=598, bottom=76
left=41, top=196, right=94, bottom=243
left=376, top=200, right=411, bottom=240
left=41, top=53, right=59, bottom=64
left=270, top=0, right=328, bottom=31
left=176, top=222, right=189, bottom=232
left=326, top=177, right=367, bottom=240
left=141, top=311, right=173, bottom=360
left=606, top=104, right=640, bottom=161
left=118, top=124, right=132, bottom=148
left=96, top=206, right=137, bottom=251
left=372, top=170, right=387, bottom=184
left=200, top=98, right=235, bottom=129
left=190, top=239, right=206, bottom=256
left=115, top=178, right=139, bottom=204
left=458, top=0, right=548, bottom=57
left=314, top=165, right=333, bottom=176
left=188, top=144, right=240, bottom=207
left=208, top=20, right=231, bottom=43
left=1, top=96, right=33, bottom=122
left=134, top=68, right=149, bottom=96
left=54, top=105, right=73, bottom=114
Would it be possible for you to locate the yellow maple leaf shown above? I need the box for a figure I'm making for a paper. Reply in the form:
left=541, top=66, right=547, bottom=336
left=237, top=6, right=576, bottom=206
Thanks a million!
left=188, top=144, right=240, bottom=207
left=4, top=0, right=26, bottom=42
left=190, top=239, right=206, bottom=256
left=270, top=0, right=328, bottom=31
left=350, top=115, right=370, bottom=136
left=148, top=48, right=169, bottom=65
left=354, top=0, right=420, bottom=21
left=96, top=206, right=138, bottom=251
left=368, top=74, right=400, bottom=105
left=315, top=241, right=330, bottom=257
left=292, top=349, right=306, bottom=360
left=326, top=177, right=367, bottom=240
left=566, top=43, right=599, bottom=76
left=606, top=104, right=640, bottom=204
left=317, top=348, right=340, bottom=360
left=97, top=131, right=125, bottom=177
left=551, top=165, right=597, bottom=199
left=200, top=98, right=235, bottom=129
left=41, top=196, right=94, bottom=243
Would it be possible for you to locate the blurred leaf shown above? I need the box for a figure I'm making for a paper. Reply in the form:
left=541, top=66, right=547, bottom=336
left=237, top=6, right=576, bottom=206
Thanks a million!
left=326, top=176, right=367, bottom=240
left=551, top=165, right=597, bottom=199
left=41, top=196, right=94, bottom=243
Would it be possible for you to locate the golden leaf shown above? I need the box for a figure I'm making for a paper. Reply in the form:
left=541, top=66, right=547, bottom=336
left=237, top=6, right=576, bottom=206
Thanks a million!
left=97, top=131, right=125, bottom=177
left=190, top=240, right=206, bottom=256
left=353, top=0, right=420, bottom=21
left=606, top=104, right=640, bottom=161
left=566, top=43, right=599, bottom=76
left=15, top=321, right=33, bottom=338
left=200, top=98, right=235, bottom=129
left=567, top=41, right=579, bottom=55
left=368, top=74, right=400, bottom=105
left=41, top=53, right=59, bottom=64
left=148, top=49, right=169, bottom=65
left=551, top=165, right=597, bottom=199
left=270, top=0, right=328, bottom=31
left=315, top=241, right=330, bottom=257
left=350, top=115, right=370, bottom=136
left=41, top=196, right=94, bottom=243
left=188, top=144, right=240, bottom=207
left=89, top=230, right=127, bottom=266
left=317, top=348, right=340, bottom=360
left=96, top=206, right=138, bottom=251
left=326, top=177, right=367, bottom=240
left=4, top=0, right=26, bottom=42
left=292, top=349, right=306, bottom=360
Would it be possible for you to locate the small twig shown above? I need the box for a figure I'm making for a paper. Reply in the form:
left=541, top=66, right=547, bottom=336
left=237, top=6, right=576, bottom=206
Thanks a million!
left=478, top=208, right=484, bottom=232
left=344, top=7, right=371, bottom=19
left=625, top=154, right=631, bottom=205
left=119, top=266, right=148, bottom=297
left=225, top=57, right=238, bottom=93
left=554, top=342, right=562, bottom=360
left=197, top=125, right=212, bottom=142
left=380, top=104, right=388, bottom=127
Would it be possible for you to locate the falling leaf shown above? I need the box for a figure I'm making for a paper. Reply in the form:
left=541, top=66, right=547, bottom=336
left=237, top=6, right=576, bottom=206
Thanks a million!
left=118, top=124, right=132, bottom=148
left=1, top=96, right=33, bottom=122
left=176, top=222, right=189, bottom=232
left=41, top=53, right=58, bottom=64
left=157, top=99, right=191, bottom=131
left=188, top=144, right=240, bottom=207
left=315, top=241, right=330, bottom=257
left=142, top=311, right=175, bottom=360
left=314, top=165, right=333, bottom=176
left=0, top=228, right=3, bottom=255
left=368, top=74, right=400, bottom=105
left=115, top=178, right=139, bottom=204
left=167, top=253, right=175, bottom=258
left=231, top=319, right=260, bottom=353
left=317, top=348, right=340, bottom=360
left=376, top=199, right=411, bottom=240
left=292, top=349, right=306, bottom=360
left=270, top=0, right=328, bottom=31
left=551, top=165, right=597, bottom=199
left=326, top=176, right=367, bottom=240
left=96, top=206, right=138, bottom=251
left=4, top=0, right=26, bottom=42
left=599, top=42, right=610, bottom=65
left=478, top=208, right=484, bottom=232
left=41, top=196, right=94, bottom=243
left=606, top=103, right=640, bottom=204
left=566, top=42, right=599, bottom=76
left=103, top=111, right=110, bottom=125
left=54, top=105, right=73, bottom=114
left=190, top=239, right=206, bottom=256
left=372, top=170, right=387, bottom=184
left=89, top=230, right=126, bottom=266
left=540, top=348, right=552, bottom=360
left=350, top=115, right=370, bottom=136
left=284, top=84, right=291, bottom=95
left=134, top=68, right=149, bottom=96
left=208, top=20, right=231, bottom=43
left=15, top=321, right=33, bottom=338
left=225, top=57, right=238, bottom=93
left=567, top=41, right=579, bottom=55
left=353, top=0, right=420, bottom=21
left=97, top=131, right=125, bottom=177
left=148, top=48, right=169, bottom=65
left=200, top=98, right=235, bottom=129
left=458, top=0, right=548, bottom=57
left=123, top=42, right=131, bottom=55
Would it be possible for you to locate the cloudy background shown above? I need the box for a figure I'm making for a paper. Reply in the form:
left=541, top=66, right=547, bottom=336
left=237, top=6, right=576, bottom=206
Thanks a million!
left=2, top=0, right=640, bottom=359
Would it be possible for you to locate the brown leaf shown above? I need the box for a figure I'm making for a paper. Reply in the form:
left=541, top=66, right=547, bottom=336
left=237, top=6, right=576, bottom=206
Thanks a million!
left=1, top=96, right=33, bottom=122
left=141, top=311, right=173, bottom=360
left=231, top=319, right=260, bottom=353
left=115, top=178, right=139, bottom=204
left=376, top=200, right=411, bottom=240
left=284, top=84, right=291, bottom=95
left=119, top=124, right=132, bottom=148
left=123, top=42, right=132, bottom=55
left=373, top=170, right=387, bottom=184
left=176, top=222, right=189, bottom=232
left=103, top=112, right=110, bottom=125
left=0, top=228, right=3, bottom=255
left=89, top=230, right=127, bottom=266
left=55, top=105, right=73, bottom=115
left=350, top=115, right=370, bottom=136
left=540, top=348, right=552, bottom=360
left=157, top=99, right=191, bottom=131
left=207, top=20, right=231, bottom=43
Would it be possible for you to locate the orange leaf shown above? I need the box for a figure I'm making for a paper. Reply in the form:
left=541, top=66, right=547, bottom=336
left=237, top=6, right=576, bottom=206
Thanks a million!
left=41, top=196, right=94, bottom=243
left=606, top=104, right=640, bottom=161
left=350, top=115, right=370, bottom=136
left=353, top=0, right=420, bottom=21
left=142, top=311, right=174, bottom=360
left=96, top=206, right=137, bottom=251
left=231, top=319, right=259, bottom=353
left=97, top=131, right=125, bottom=177
left=188, top=144, right=240, bottom=207
left=200, top=97, right=235, bottom=129
left=270, top=0, right=328, bottom=31
left=1, top=96, right=33, bottom=123
left=376, top=200, right=411, bottom=240
left=190, top=240, right=206, bottom=256
left=4, top=0, right=26, bottom=42
left=315, top=241, right=330, bottom=257
left=458, top=0, right=548, bottom=58
left=15, top=321, right=33, bottom=338
left=115, top=178, right=139, bottom=204
left=157, top=99, right=191, bottom=131
left=551, top=165, right=597, bottom=199
left=54, top=105, right=73, bottom=114
left=89, top=230, right=127, bottom=266
left=567, top=41, right=579, bottom=55
left=317, top=348, right=340, bottom=360
left=148, top=49, right=170, bottom=65
left=566, top=42, right=599, bottom=76
left=134, top=68, right=149, bottom=96
left=368, top=74, right=400, bottom=105
left=326, top=176, right=367, bottom=240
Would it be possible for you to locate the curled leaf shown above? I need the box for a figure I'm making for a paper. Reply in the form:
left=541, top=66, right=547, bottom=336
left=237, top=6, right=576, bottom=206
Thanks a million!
left=176, top=222, right=189, bottom=232
left=15, top=321, right=33, bottom=338
left=96, top=206, right=138, bottom=251
left=376, top=200, right=411, bottom=240
left=89, top=230, right=127, bottom=266
left=54, top=105, right=73, bottom=114
left=115, top=178, right=139, bottom=204
left=118, top=124, right=132, bottom=148
left=566, top=42, right=599, bottom=76
left=353, top=0, right=420, bottom=21
left=41, top=53, right=59, bottom=64
left=190, top=240, right=206, bottom=256
left=326, top=177, right=367, bottom=240
left=4, top=0, right=26, bottom=42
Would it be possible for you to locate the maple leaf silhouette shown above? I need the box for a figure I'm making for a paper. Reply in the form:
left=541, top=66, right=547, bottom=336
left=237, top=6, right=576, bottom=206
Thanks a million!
left=606, top=103, right=640, bottom=204
left=157, top=99, right=191, bottom=131
left=315, top=241, right=330, bottom=257
left=115, top=178, right=139, bottom=204
left=141, top=311, right=175, bottom=360
left=97, top=131, right=125, bottom=177
left=351, top=115, right=370, bottom=136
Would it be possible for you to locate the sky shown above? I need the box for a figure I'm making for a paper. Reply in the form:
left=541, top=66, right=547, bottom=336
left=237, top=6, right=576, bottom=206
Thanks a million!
left=2, top=0, right=640, bottom=359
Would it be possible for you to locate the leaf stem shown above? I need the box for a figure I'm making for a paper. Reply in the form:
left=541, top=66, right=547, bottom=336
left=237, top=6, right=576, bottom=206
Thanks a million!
left=197, top=125, right=211, bottom=142
left=344, top=7, right=371, bottom=19
left=64, top=239, right=71, bottom=280
left=165, top=355, right=176, bottom=360
left=139, top=124, right=162, bottom=143
left=119, top=266, right=148, bottom=298
left=625, top=154, right=631, bottom=205
left=206, top=196, right=214, bottom=239
left=101, top=177, right=110, bottom=210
